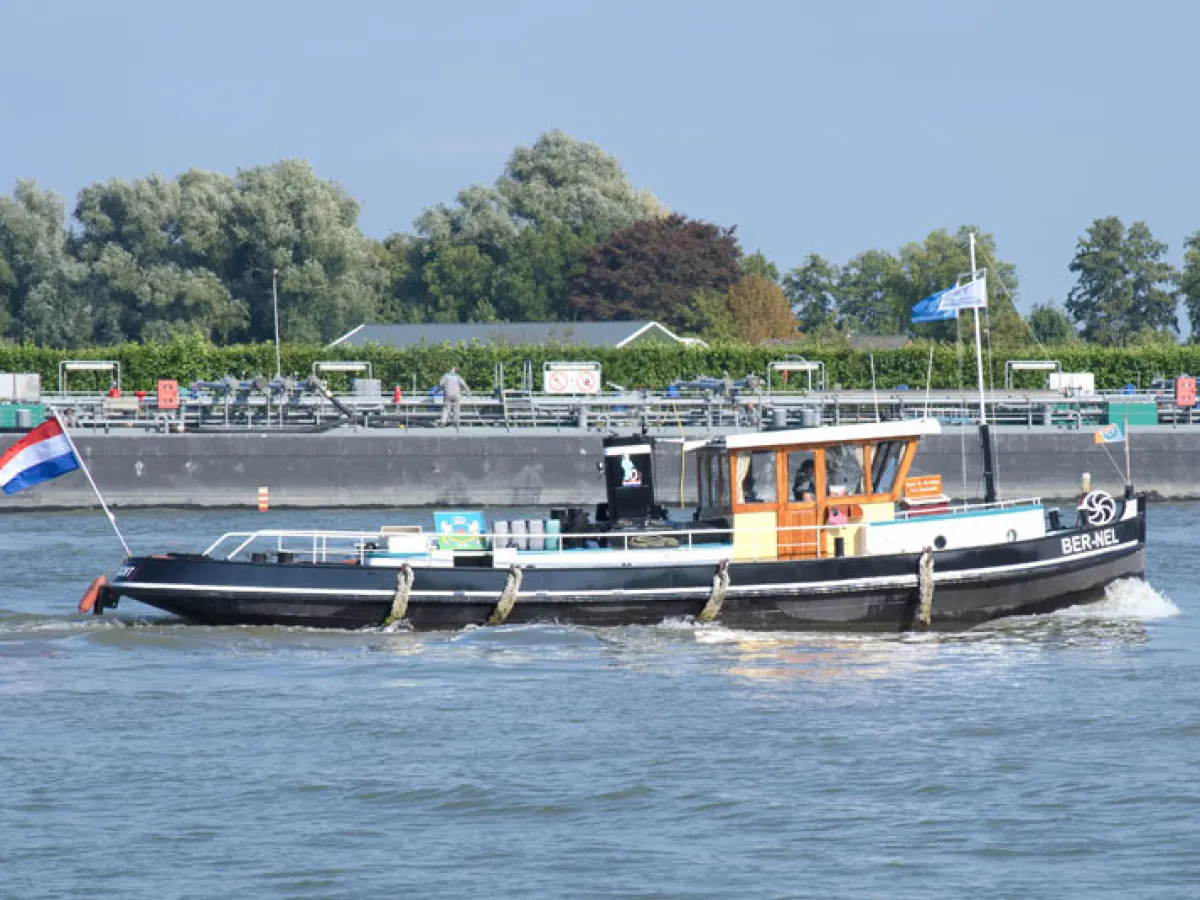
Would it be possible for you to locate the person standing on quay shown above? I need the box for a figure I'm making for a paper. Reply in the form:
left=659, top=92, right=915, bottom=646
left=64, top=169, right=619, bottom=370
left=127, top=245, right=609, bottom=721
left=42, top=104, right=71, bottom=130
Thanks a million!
left=438, top=366, right=470, bottom=427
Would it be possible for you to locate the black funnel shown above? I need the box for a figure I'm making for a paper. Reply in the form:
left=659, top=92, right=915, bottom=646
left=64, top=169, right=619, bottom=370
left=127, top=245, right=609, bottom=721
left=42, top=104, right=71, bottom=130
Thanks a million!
left=601, top=435, right=656, bottom=521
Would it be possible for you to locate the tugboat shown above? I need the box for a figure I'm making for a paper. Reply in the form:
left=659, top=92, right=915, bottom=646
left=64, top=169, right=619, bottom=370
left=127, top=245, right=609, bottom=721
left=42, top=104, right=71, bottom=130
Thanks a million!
left=95, top=419, right=1146, bottom=631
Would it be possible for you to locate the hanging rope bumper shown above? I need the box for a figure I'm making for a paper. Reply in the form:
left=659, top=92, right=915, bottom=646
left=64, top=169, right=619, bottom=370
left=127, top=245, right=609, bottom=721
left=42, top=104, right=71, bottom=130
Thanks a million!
left=698, top=559, right=731, bottom=623
left=383, top=564, right=414, bottom=628
left=488, top=565, right=524, bottom=626
left=916, top=547, right=935, bottom=627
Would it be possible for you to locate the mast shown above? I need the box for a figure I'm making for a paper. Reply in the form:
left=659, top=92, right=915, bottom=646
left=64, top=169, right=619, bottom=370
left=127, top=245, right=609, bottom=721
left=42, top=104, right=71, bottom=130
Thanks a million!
left=969, top=233, right=986, bottom=422
left=969, top=232, right=998, bottom=503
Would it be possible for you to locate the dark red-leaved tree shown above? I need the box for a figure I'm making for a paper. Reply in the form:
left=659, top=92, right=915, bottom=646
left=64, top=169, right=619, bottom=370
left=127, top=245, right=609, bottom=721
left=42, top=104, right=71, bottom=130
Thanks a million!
left=567, top=214, right=742, bottom=328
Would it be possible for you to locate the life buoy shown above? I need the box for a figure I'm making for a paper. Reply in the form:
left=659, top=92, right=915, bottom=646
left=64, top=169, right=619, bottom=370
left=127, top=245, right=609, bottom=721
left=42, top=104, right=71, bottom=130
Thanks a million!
left=79, top=576, right=107, bottom=614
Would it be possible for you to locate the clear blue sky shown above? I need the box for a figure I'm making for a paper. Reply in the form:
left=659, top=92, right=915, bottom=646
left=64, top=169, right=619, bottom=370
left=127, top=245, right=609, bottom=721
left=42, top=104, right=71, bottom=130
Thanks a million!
left=1, top=0, right=1195, bottom=314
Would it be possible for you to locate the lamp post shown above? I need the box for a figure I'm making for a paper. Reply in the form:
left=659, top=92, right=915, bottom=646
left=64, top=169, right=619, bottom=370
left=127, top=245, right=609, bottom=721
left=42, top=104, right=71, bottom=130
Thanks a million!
left=271, top=268, right=282, bottom=380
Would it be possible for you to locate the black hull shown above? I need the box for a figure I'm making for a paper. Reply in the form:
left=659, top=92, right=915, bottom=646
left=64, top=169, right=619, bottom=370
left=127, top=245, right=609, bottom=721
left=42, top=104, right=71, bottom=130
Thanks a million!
left=106, top=511, right=1147, bottom=632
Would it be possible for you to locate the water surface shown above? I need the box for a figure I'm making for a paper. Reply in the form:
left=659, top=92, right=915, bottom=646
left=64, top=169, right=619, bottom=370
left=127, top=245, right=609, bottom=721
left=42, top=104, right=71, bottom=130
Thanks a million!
left=0, top=505, right=1195, bottom=898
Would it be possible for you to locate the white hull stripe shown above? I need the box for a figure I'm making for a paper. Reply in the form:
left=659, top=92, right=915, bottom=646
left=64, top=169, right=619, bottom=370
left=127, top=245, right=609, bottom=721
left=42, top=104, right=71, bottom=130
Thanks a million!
left=114, top=540, right=1140, bottom=601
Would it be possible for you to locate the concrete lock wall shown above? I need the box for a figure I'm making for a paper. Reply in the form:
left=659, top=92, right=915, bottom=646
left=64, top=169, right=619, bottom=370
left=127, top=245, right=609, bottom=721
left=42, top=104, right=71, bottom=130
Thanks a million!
left=0, top=427, right=1193, bottom=510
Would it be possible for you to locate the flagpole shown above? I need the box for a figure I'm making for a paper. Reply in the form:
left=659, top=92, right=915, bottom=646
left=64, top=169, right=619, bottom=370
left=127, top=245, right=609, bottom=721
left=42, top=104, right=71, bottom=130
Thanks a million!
left=48, top=408, right=132, bottom=556
left=1124, top=413, right=1132, bottom=493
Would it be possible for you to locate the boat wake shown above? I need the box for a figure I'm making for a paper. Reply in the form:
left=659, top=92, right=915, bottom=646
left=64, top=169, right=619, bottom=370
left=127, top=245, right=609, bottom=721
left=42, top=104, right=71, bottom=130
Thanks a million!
left=0, top=612, right=172, bottom=638
left=1052, top=577, right=1179, bottom=621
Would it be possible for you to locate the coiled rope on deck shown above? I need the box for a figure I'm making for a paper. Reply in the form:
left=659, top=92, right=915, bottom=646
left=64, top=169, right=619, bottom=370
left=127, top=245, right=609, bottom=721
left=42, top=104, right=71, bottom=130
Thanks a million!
left=383, top=564, right=414, bottom=628
left=917, top=548, right=935, bottom=627
left=488, top=565, right=524, bottom=626
left=698, top=560, right=731, bottom=623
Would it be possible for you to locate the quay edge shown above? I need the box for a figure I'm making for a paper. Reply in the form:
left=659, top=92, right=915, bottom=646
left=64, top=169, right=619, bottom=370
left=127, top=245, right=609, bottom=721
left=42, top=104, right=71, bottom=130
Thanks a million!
left=1, top=426, right=1197, bottom=509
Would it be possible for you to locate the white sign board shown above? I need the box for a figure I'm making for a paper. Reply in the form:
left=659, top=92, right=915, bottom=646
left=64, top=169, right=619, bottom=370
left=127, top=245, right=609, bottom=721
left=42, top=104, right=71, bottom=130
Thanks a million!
left=543, top=363, right=601, bottom=395
left=1049, top=372, right=1095, bottom=395
left=939, top=275, right=988, bottom=311
left=0, top=373, right=40, bottom=402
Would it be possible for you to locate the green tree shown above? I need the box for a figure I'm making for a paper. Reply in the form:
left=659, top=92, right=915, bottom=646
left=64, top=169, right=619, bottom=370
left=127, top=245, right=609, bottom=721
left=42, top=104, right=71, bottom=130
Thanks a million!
left=1066, top=216, right=1178, bottom=344
left=374, top=233, right=427, bottom=324
left=1182, top=232, right=1200, bottom=343
left=411, top=130, right=659, bottom=324
left=226, top=160, right=382, bottom=343
left=567, top=214, right=743, bottom=328
left=1028, top=301, right=1077, bottom=344
left=0, top=180, right=91, bottom=347
left=741, top=250, right=780, bottom=284
left=837, top=249, right=905, bottom=335
left=677, top=288, right=736, bottom=341
left=782, top=254, right=841, bottom=333
left=419, top=242, right=496, bottom=323
left=898, top=227, right=1024, bottom=344
left=491, top=221, right=593, bottom=322
left=496, top=129, right=660, bottom=237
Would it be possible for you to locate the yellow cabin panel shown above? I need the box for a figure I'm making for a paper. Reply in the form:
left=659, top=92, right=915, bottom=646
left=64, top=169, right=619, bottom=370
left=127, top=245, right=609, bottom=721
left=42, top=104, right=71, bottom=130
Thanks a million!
left=823, top=501, right=896, bottom=556
left=733, top=511, right=778, bottom=561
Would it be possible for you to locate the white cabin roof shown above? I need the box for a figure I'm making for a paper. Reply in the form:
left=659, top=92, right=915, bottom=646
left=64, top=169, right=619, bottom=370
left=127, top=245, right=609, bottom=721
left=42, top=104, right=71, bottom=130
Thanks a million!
left=724, top=418, right=942, bottom=450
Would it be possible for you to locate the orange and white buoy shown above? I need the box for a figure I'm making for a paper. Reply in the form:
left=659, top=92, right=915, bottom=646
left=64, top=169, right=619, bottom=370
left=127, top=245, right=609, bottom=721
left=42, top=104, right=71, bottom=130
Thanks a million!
left=257, top=486, right=269, bottom=512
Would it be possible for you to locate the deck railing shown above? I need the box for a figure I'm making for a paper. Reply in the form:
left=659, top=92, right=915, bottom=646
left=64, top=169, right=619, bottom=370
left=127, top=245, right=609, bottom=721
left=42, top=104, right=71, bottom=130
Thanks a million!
left=201, top=497, right=1047, bottom=565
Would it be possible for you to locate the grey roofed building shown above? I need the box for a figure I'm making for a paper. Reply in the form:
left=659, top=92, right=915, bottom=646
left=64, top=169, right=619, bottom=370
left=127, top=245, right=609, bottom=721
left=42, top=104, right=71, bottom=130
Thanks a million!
left=329, top=321, right=701, bottom=349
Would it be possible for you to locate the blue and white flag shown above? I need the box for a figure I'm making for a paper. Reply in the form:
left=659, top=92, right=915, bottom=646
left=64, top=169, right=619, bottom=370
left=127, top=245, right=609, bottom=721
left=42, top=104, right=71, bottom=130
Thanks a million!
left=911, top=274, right=988, bottom=324
left=0, top=419, right=79, bottom=494
left=911, top=287, right=956, bottom=323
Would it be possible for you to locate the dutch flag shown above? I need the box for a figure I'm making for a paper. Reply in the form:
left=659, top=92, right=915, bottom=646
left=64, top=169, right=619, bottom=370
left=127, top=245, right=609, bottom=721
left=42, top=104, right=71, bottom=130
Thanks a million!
left=0, top=418, right=80, bottom=495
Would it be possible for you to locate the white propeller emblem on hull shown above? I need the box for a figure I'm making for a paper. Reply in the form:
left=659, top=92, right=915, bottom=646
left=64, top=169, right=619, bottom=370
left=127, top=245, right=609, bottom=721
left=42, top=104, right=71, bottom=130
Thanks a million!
left=1079, top=490, right=1117, bottom=527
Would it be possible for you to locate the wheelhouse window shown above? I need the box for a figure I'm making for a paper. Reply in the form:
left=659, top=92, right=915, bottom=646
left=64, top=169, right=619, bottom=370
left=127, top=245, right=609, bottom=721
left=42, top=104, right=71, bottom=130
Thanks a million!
left=734, top=451, right=776, bottom=504
left=825, top=444, right=865, bottom=497
left=870, top=441, right=904, bottom=495
left=699, top=453, right=722, bottom=509
left=787, top=450, right=817, bottom=503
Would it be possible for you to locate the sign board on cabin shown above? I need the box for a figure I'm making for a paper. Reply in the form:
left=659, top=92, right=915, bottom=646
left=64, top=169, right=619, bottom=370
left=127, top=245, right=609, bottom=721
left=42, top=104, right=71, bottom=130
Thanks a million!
left=543, top=363, right=601, bottom=395
left=905, top=475, right=944, bottom=499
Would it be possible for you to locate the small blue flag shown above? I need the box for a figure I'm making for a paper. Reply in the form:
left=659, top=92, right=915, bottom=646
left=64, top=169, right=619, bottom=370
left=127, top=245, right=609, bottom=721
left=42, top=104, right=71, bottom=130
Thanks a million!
left=911, top=287, right=957, bottom=324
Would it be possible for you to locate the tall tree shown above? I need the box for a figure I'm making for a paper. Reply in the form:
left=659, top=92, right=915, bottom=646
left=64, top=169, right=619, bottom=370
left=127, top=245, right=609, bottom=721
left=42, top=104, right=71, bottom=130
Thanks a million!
left=899, top=227, right=1025, bottom=344
left=71, top=172, right=247, bottom=342
left=412, top=130, right=659, bottom=323
left=836, top=249, right=905, bottom=335
left=227, top=160, right=382, bottom=343
left=1181, top=232, right=1200, bottom=343
left=725, top=274, right=798, bottom=343
left=1028, top=301, right=1077, bottom=344
left=783, top=254, right=841, bottom=333
left=741, top=250, right=780, bottom=284
left=676, top=288, right=737, bottom=342
left=0, top=181, right=91, bottom=347
left=497, top=129, right=660, bottom=237
left=1066, top=216, right=1177, bottom=344
left=567, top=214, right=742, bottom=327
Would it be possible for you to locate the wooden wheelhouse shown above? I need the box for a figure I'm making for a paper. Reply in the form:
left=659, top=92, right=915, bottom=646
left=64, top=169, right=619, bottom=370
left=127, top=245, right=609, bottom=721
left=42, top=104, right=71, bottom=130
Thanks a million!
left=694, top=419, right=942, bottom=561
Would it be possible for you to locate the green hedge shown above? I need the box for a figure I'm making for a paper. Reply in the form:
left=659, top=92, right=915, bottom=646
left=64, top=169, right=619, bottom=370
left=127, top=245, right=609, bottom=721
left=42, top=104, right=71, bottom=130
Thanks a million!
left=1, top=339, right=1194, bottom=393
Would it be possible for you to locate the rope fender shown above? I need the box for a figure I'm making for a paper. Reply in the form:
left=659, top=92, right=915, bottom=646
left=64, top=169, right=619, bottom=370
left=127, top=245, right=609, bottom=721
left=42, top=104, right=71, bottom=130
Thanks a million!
left=383, top=564, right=414, bottom=628
left=488, top=565, right=524, bottom=626
left=917, top=547, right=935, bottom=627
left=698, top=559, right=731, bottom=623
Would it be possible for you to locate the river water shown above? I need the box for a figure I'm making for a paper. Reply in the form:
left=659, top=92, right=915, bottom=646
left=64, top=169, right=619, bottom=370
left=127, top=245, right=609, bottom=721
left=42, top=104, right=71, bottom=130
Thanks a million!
left=0, top=504, right=1195, bottom=899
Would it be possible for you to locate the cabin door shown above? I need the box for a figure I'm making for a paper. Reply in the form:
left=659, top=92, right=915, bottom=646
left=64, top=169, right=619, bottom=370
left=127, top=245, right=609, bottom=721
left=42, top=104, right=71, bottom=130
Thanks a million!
left=778, top=449, right=820, bottom=559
